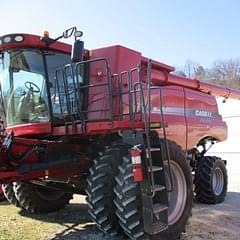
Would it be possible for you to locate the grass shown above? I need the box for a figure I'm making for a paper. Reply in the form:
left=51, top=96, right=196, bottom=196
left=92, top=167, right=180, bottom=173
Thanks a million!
left=0, top=197, right=100, bottom=240
left=0, top=201, right=64, bottom=240
left=0, top=202, right=54, bottom=240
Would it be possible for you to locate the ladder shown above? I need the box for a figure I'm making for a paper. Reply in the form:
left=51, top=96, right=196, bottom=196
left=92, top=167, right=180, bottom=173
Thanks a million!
left=136, top=60, right=171, bottom=235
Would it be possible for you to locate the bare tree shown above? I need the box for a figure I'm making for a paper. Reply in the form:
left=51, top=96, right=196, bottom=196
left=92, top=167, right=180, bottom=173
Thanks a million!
left=207, top=59, right=240, bottom=87
left=176, top=58, right=240, bottom=88
left=184, top=60, right=199, bottom=78
left=173, top=70, right=187, bottom=77
left=195, top=66, right=206, bottom=81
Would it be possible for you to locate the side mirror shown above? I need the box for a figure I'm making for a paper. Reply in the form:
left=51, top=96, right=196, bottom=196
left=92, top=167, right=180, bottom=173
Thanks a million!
left=71, top=40, right=84, bottom=63
left=63, top=27, right=75, bottom=39
left=74, top=31, right=83, bottom=38
left=62, top=27, right=83, bottom=39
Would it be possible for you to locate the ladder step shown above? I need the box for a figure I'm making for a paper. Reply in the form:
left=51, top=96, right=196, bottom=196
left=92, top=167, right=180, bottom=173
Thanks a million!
left=151, top=185, right=165, bottom=193
left=152, top=222, right=168, bottom=233
left=153, top=203, right=168, bottom=215
left=148, top=166, right=163, bottom=172
left=149, top=148, right=161, bottom=152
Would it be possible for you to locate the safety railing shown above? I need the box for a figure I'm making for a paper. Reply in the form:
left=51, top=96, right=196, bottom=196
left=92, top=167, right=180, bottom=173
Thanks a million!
left=53, top=58, right=112, bottom=125
left=51, top=58, right=160, bottom=134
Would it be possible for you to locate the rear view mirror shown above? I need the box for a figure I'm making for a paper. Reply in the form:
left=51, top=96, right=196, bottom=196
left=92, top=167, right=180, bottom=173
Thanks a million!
left=71, top=40, right=84, bottom=63
left=63, top=27, right=76, bottom=39
left=74, top=31, right=83, bottom=38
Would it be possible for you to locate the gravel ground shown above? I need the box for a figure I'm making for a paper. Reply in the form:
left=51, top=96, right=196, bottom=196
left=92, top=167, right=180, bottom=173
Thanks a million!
left=1, top=153, right=239, bottom=240
left=182, top=152, right=240, bottom=240
left=42, top=193, right=240, bottom=240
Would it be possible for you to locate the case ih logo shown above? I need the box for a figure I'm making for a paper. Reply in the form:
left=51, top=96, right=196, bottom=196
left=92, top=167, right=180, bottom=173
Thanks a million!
left=195, top=110, right=212, bottom=118
left=152, top=107, right=218, bottom=118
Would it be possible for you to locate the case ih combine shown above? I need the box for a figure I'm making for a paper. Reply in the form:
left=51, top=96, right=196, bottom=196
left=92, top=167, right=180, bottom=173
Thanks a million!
left=0, top=27, right=234, bottom=239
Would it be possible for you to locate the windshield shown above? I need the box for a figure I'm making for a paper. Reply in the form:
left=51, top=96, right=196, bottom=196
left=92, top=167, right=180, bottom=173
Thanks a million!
left=0, top=49, right=71, bottom=127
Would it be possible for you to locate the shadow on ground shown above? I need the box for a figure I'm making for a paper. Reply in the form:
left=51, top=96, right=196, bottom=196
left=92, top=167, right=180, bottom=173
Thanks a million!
left=0, top=198, right=124, bottom=239
left=18, top=203, right=91, bottom=225
left=0, top=192, right=239, bottom=239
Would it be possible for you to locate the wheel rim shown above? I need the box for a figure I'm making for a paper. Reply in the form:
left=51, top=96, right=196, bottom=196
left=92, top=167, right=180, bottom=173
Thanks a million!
left=212, top=167, right=224, bottom=196
left=165, top=160, right=187, bottom=225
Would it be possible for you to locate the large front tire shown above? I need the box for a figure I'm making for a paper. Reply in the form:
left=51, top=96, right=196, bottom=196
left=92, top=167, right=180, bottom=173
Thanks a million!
left=86, top=144, right=128, bottom=236
left=114, top=140, right=193, bottom=240
left=195, top=156, right=228, bottom=204
left=13, top=182, right=73, bottom=213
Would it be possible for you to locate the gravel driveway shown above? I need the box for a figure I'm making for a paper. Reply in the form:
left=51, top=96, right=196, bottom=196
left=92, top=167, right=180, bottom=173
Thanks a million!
left=43, top=152, right=239, bottom=240
left=1, top=153, right=238, bottom=240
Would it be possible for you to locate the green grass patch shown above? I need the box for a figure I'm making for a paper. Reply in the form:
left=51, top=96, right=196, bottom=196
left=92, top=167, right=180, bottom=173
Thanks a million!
left=0, top=199, right=97, bottom=240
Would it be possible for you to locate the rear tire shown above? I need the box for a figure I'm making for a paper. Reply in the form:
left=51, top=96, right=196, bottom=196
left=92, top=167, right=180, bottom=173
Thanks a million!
left=13, top=182, right=73, bottom=213
left=0, top=185, right=6, bottom=201
left=195, top=156, right=228, bottom=204
left=2, top=183, right=20, bottom=206
left=86, top=144, right=128, bottom=236
left=114, top=140, right=193, bottom=240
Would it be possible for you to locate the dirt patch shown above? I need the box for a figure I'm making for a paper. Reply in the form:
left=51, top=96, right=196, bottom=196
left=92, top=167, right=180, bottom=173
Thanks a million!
left=38, top=191, right=240, bottom=240
left=182, top=192, right=240, bottom=240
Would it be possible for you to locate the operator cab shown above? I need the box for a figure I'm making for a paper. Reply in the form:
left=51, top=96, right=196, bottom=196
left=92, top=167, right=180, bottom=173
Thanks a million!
left=0, top=48, right=71, bottom=126
left=0, top=28, right=84, bottom=128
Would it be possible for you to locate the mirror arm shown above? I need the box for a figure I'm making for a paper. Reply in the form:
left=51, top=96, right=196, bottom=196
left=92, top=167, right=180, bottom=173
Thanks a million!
left=41, top=27, right=77, bottom=46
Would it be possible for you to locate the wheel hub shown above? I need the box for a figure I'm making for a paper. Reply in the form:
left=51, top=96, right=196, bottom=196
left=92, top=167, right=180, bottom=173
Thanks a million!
left=212, top=167, right=224, bottom=196
left=165, top=160, right=187, bottom=225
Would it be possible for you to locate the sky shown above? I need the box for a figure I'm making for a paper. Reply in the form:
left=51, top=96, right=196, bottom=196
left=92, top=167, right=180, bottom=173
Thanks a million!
left=1, top=0, right=240, bottom=68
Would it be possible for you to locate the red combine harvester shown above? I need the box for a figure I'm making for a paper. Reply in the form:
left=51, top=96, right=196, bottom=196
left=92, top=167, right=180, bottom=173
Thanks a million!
left=0, top=27, right=235, bottom=239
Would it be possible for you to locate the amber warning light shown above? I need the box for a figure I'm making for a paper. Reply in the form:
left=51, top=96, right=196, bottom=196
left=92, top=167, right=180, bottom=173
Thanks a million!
left=43, top=31, right=50, bottom=38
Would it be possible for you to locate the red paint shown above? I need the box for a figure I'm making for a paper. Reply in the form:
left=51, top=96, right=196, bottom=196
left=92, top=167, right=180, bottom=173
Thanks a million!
left=131, top=147, right=144, bottom=182
left=0, top=33, right=71, bottom=54
left=133, top=166, right=144, bottom=182
left=0, top=32, right=234, bottom=183
left=6, top=122, right=52, bottom=137
left=151, top=68, right=240, bottom=100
